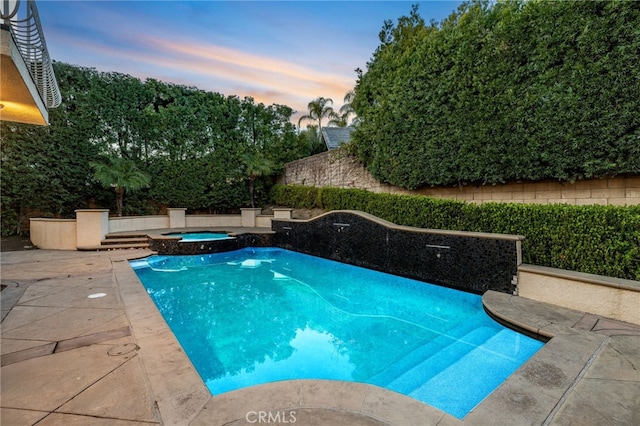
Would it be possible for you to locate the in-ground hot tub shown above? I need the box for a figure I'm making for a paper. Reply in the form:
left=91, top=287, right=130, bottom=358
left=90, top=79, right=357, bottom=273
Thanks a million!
left=148, top=231, right=273, bottom=255
left=164, top=232, right=234, bottom=242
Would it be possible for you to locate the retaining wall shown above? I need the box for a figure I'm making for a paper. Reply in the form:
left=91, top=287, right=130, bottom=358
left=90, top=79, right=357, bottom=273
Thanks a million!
left=30, top=208, right=290, bottom=251
left=185, top=215, right=242, bottom=228
left=28, top=218, right=76, bottom=250
left=518, top=265, right=640, bottom=325
left=280, top=149, right=640, bottom=206
left=108, top=216, right=169, bottom=234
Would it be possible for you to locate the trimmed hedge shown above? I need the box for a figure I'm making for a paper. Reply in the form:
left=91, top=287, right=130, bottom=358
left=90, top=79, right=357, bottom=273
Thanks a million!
left=351, top=1, right=640, bottom=188
left=270, top=185, right=640, bottom=281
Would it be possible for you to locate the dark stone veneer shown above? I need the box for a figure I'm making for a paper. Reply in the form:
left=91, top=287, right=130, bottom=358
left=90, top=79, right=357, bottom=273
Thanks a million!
left=271, top=210, right=524, bottom=295
left=149, top=210, right=523, bottom=295
left=149, top=233, right=273, bottom=255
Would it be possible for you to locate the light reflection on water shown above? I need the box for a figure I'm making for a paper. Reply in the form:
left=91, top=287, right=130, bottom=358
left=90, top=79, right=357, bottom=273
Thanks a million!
left=132, top=247, right=543, bottom=419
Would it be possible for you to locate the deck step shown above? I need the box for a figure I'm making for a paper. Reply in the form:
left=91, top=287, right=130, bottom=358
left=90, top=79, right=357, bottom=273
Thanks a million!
left=101, top=237, right=148, bottom=245
left=104, top=233, right=148, bottom=239
left=78, top=242, right=151, bottom=251
left=75, top=232, right=152, bottom=251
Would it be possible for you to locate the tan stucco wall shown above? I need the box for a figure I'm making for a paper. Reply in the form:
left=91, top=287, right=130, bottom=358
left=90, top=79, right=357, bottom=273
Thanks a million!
left=280, top=149, right=640, bottom=206
left=28, top=212, right=265, bottom=251
left=167, top=208, right=187, bottom=228
left=29, top=218, right=77, bottom=250
left=76, top=209, right=109, bottom=248
left=185, top=215, right=242, bottom=228
left=518, top=265, right=640, bottom=325
left=108, top=216, right=169, bottom=233
left=255, top=215, right=273, bottom=228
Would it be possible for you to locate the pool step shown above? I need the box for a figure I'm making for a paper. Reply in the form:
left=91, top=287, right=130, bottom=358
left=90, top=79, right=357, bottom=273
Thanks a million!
left=369, top=311, right=488, bottom=387
left=77, top=233, right=150, bottom=251
left=384, top=326, right=497, bottom=395
left=408, top=329, right=526, bottom=418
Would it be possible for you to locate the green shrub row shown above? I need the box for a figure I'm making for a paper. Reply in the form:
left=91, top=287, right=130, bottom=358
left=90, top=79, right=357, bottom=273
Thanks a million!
left=270, top=185, right=640, bottom=281
left=351, top=1, right=640, bottom=188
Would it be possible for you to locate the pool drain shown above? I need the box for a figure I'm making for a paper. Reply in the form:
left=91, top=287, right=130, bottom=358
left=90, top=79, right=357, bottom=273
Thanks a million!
left=107, top=343, right=139, bottom=356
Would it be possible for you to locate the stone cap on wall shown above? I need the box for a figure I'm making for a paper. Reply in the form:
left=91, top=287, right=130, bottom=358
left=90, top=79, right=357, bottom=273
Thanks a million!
left=276, top=209, right=526, bottom=241
left=519, top=264, right=640, bottom=291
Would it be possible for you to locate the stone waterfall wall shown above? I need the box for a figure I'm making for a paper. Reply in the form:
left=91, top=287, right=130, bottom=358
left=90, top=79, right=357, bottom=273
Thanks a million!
left=272, top=210, right=524, bottom=295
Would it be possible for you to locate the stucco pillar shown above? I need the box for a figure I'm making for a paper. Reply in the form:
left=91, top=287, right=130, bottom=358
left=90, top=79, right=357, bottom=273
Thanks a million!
left=240, top=208, right=261, bottom=227
left=167, top=208, right=187, bottom=228
left=75, top=209, right=109, bottom=248
left=272, top=208, right=293, bottom=220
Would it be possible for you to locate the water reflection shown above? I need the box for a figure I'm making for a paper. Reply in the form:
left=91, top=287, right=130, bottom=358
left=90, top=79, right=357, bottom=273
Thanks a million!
left=133, top=248, right=543, bottom=418
left=207, top=326, right=356, bottom=394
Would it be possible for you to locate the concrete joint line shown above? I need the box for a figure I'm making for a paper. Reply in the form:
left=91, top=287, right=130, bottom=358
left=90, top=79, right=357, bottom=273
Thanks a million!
left=542, top=336, right=610, bottom=426
left=48, top=354, right=139, bottom=417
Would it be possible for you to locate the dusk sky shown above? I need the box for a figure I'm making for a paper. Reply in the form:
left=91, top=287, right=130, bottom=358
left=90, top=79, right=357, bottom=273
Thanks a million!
left=36, top=1, right=464, bottom=122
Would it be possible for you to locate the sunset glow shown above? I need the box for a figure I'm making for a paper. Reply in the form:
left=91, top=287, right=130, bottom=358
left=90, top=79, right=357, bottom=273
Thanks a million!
left=38, top=1, right=463, bottom=121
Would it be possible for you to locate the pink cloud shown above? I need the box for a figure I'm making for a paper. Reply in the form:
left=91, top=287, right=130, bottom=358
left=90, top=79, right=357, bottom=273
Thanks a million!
left=48, top=19, right=356, bottom=122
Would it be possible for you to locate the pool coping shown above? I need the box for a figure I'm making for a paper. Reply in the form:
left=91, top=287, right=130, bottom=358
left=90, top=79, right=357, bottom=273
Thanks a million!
left=113, top=249, right=640, bottom=426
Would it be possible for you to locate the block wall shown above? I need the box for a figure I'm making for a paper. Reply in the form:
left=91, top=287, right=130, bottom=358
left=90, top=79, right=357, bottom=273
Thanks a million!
left=279, top=150, right=640, bottom=206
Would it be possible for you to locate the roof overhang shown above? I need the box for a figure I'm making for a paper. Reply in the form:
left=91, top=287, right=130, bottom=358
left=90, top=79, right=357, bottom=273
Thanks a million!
left=0, top=24, right=49, bottom=125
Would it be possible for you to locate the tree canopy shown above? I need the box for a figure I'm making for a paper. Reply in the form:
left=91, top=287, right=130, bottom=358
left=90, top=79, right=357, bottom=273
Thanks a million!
left=298, top=97, right=338, bottom=138
left=242, top=152, right=275, bottom=208
left=91, top=157, right=151, bottom=216
left=351, top=0, right=640, bottom=189
left=1, top=62, right=314, bottom=233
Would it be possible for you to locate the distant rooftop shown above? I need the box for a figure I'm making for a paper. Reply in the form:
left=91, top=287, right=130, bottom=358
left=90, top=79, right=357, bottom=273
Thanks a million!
left=321, top=126, right=355, bottom=150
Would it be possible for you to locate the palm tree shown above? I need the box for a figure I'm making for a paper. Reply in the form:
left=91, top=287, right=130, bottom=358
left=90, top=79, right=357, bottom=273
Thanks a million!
left=242, top=152, right=274, bottom=208
left=91, top=157, right=151, bottom=216
left=299, top=125, right=326, bottom=154
left=327, top=90, right=357, bottom=127
left=328, top=113, right=349, bottom=127
left=339, top=90, right=356, bottom=122
left=297, top=97, right=338, bottom=138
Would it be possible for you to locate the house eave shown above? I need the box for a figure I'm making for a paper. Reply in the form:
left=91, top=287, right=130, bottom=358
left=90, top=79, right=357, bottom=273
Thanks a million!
left=0, top=25, right=49, bottom=126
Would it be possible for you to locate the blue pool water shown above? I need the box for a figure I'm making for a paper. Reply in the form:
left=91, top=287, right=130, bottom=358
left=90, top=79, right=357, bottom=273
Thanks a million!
left=131, top=247, right=543, bottom=419
left=163, top=232, right=233, bottom=242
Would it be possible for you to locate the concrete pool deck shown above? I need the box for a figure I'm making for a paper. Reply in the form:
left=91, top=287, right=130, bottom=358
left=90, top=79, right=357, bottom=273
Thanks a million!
left=1, top=248, right=639, bottom=425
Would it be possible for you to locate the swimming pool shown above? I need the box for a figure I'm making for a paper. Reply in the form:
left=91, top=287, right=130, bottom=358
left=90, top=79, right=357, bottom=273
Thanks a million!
left=163, top=232, right=234, bottom=242
left=131, top=247, right=543, bottom=419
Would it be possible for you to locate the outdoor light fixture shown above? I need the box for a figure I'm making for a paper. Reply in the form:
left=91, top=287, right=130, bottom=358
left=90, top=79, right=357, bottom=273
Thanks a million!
left=87, top=293, right=107, bottom=299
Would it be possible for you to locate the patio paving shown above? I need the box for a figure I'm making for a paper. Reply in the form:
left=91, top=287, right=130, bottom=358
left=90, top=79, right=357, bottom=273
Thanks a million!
left=1, top=247, right=639, bottom=425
